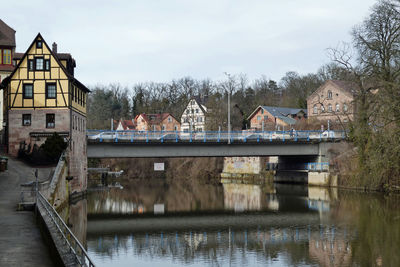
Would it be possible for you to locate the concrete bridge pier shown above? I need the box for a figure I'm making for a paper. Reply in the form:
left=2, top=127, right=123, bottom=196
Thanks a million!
left=220, top=157, right=272, bottom=183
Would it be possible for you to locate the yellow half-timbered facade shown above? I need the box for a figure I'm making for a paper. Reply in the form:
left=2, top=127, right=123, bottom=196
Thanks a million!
left=1, top=33, right=90, bottom=191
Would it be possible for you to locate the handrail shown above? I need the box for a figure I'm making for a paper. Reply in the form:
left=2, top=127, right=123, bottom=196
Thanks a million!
left=86, top=129, right=347, bottom=143
left=36, top=191, right=95, bottom=267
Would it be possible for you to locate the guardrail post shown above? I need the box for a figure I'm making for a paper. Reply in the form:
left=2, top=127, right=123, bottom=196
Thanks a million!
left=203, top=132, right=206, bottom=142
left=319, top=132, right=322, bottom=142
left=131, top=132, right=134, bottom=143
left=282, top=131, right=285, bottom=142
left=146, top=131, right=149, bottom=143
left=175, top=131, right=178, bottom=142
left=307, top=131, right=310, bottom=142
left=99, top=132, right=103, bottom=142
left=115, top=131, right=118, bottom=143
left=218, top=130, right=220, bottom=142
left=190, top=131, right=192, bottom=142
left=269, top=132, right=272, bottom=142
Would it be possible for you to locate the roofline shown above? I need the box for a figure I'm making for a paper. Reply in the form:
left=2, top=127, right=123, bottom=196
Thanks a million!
left=247, top=105, right=263, bottom=120
left=2, top=32, right=90, bottom=93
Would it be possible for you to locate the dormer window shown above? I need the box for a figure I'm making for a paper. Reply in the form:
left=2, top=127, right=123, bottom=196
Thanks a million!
left=35, top=57, right=44, bottom=70
left=37, top=40, right=42, bottom=49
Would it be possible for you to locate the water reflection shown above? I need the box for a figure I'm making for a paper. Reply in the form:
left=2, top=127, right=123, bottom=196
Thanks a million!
left=79, top=179, right=400, bottom=266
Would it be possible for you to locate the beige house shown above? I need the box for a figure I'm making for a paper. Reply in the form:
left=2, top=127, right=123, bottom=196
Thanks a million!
left=247, top=106, right=307, bottom=130
left=307, top=80, right=356, bottom=124
left=135, top=113, right=180, bottom=132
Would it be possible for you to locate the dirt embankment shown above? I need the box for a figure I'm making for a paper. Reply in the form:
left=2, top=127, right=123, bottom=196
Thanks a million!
left=93, top=157, right=224, bottom=183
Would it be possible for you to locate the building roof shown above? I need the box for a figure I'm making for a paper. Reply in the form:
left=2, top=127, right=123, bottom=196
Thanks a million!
left=0, top=19, right=16, bottom=47
left=261, top=106, right=307, bottom=117
left=1, top=33, right=90, bottom=93
left=276, top=116, right=297, bottom=125
left=14, top=51, right=74, bottom=61
left=135, top=113, right=178, bottom=125
left=307, top=80, right=358, bottom=101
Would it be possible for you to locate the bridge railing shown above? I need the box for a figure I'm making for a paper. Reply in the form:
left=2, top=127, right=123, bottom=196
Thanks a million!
left=87, top=129, right=347, bottom=143
left=36, top=191, right=96, bottom=267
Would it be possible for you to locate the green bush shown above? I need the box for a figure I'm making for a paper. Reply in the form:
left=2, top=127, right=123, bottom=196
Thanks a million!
left=40, top=133, right=68, bottom=162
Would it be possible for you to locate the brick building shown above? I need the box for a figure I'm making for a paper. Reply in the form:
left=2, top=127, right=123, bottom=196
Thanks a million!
left=0, top=33, right=90, bottom=192
left=307, top=80, right=356, bottom=124
left=135, top=113, right=180, bottom=132
left=247, top=106, right=307, bottom=130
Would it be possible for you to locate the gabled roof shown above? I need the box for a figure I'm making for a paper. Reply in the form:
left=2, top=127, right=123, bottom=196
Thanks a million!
left=276, top=116, right=297, bottom=125
left=184, top=97, right=207, bottom=114
left=247, top=105, right=307, bottom=120
left=307, top=80, right=357, bottom=101
left=135, top=113, right=178, bottom=125
left=0, top=19, right=16, bottom=47
left=117, top=119, right=136, bottom=130
left=1, top=33, right=90, bottom=93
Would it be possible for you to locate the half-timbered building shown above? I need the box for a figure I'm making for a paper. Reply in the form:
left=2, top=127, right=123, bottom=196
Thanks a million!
left=1, top=33, right=90, bottom=192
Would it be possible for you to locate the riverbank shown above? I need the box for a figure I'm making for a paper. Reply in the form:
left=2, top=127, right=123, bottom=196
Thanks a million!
left=0, top=156, right=55, bottom=266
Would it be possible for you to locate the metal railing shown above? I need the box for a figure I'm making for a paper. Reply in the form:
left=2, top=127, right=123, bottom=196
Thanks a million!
left=87, top=129, right=347, bottom=143
left=36, top=191, right=95, bottom=267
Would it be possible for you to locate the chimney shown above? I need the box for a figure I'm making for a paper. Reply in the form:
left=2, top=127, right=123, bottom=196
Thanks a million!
left=52, top=42, right=57, bottom=54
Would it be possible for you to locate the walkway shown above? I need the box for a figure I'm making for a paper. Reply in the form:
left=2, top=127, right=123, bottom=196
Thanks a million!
left=0, top=156, right=55, bottom=266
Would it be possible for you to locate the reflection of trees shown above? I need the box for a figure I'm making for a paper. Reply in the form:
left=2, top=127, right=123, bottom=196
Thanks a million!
left=87, top=226, right=354, bottom=266
left=87, top=179, right=224, bottom=215
left=331, top=192, right=400, bottom=267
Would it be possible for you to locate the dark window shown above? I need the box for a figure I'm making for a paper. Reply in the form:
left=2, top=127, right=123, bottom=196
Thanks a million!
left=28, top=60, right=34, bottom=70
left=45, top=60, right=50, bottom=71
left=46, top=114, right=55, bottom=128
left=35, top=58, right=44, bottom=70
left=46, top=83, right=56, bottom=99
left=23, top=84, right=33, bottom=99
left=36, top=40, right=42, bottom=48
left=22, top=114, right=31, bottom=126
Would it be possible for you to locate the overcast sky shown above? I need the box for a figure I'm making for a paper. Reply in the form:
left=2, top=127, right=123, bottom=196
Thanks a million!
left=4, top=0, right=377, bottom=87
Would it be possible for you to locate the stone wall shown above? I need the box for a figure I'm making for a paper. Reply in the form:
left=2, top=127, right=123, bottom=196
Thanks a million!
left=8, top=109, right=70, bottom=156
left=68, top=110, right=87, bottom=193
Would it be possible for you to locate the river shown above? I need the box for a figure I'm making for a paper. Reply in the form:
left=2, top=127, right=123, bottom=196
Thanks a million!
left=64, top=178, right=400, bottom=267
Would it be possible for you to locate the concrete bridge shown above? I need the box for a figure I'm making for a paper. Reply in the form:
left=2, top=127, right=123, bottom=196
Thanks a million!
left=86, top=130, right=344, bottom=158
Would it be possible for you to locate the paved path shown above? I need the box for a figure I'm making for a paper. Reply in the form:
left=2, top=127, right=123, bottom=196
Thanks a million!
left=0, top=157, right=55, bottom=266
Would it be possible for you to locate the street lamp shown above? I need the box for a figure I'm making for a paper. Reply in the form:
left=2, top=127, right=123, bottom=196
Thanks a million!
left=223, top=72, right=231, bottom=144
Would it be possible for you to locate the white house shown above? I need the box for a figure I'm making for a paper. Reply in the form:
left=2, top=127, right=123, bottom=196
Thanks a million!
left=180, top=98, right=207, bottom=132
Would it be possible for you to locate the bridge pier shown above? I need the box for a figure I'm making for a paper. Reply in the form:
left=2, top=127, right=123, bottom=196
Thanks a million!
left=220, top=157, right=272, bottom=183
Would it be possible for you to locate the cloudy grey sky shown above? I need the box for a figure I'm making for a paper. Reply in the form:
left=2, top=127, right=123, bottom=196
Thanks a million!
left=4, top=0, right=377, bottom=87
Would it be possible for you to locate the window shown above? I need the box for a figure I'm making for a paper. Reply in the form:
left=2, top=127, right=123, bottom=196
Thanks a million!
left=28, top=60, right=34, bottom=70
left=45, top=60, right=50, bottom=71
left=162, top=125, right=165, bottom=131
left=23, top=84, right=33, bottom=99
left=174, top=125, right=178, bottom=131
left=168, top=117, right=172, bottom=123
left=313, top=104, right=318, bottom=114
left=199, top=117, right=203, bottom=122
left=343, top=118, right=348, bottom=123
left=328, top=90, right=332, bottom=99
left=36, top=40, right=42, bottom=48
left=336, top=103, right=340, bottom=112
left=0, top=49, right=2, bottom=64
left=35, top=58, right=44, bottom=70
left=321, top=105, right=325, bottom=113
left=264, top=115, right=268, bottom=120
left=257, top=115, right=261, bottom=121
left=3, top=49, right=11, bottom=64
left=46, top=114, right=55, bottom=128
left=22, top=114, right=31, bottom=126
left=46, top=83, right=56, bottom=99
left=328, top=104, right=332, bottom=112
left=343, top=103, right=348, bottom=112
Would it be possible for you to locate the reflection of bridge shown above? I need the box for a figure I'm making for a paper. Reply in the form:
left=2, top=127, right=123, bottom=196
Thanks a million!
left=87, top=213, right=320, bottom=234
left=86, top=130, right=345, bottom=158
